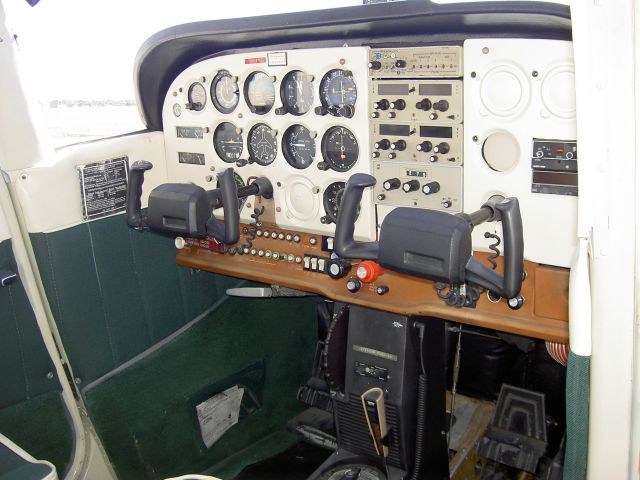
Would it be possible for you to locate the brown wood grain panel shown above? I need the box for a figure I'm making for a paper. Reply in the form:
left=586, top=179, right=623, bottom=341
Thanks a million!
left=176, top=225, right=569, bottom=343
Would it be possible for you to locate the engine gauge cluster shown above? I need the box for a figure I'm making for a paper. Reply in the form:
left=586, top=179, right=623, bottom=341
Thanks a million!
left=164, top=46, right=374, bottom=241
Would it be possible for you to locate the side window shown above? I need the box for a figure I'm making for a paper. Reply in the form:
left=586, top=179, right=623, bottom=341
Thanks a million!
left=4, top=0, right=361, bottom=148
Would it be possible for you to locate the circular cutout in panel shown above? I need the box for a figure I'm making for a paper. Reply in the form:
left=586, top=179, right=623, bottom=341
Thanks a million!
left=542, top=65, right=576, bottom=119
left=285, top=176, right=319, bottom=221
left=482, top=131, right=520, bottom=172
left=480, top=64, right=529, bottom=118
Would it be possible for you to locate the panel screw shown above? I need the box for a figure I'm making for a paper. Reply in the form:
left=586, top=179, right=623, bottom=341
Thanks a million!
left=47, top=372, right=54, bottom=380
left=470, top=71, right=476, bottom=78
left=472, top=135, right=479, bottom=142
left=75, top=377, right=82, bottom=384
left=532, top=70, right=539, bottom=77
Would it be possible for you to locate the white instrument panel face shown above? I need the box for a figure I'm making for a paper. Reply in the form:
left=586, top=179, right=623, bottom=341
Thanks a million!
left=162, top=41, right=578, bottom=268
left=162, top=47, right=375, bottom=241
left=463, top=39, right=577, bottom=268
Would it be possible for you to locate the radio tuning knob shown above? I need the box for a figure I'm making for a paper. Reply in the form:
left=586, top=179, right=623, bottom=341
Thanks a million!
left=433, top=142, right=450, bottom=154
left=388, top=152, right=397, bottom=159
left=441, top=200, right=452, bottom=209
left=402, top=180, right=420, bottom=193
left=429, top=113, right=438, bottom=120
left=371, top=112, right=380, bottom=119
left=390, top=140, right=406, bottom=151
left=394, top=59, right=407, bottom=68
left=387, top=112, right=396, bottom=119
left=383, top=178, right=401, bottom=191
left=374, top=139, right=391, bottom=150
left=417, top=141, right=433, bottom=152
left=373, top=99, right=390, bottom=110
left=371, top=151, right=380, bottom=159
left=433, top=100, right=449, bottom=112
left=430, top=155, right=438, bottom=163
left=422, top=181, right=441, bottom=195
left=390, top=99, right=406, bottom=110
left=369, top=60, right=382, bottom=70
left=377, top=193, right=386, bottom=201
left=415, top=98, right=432, bottom=111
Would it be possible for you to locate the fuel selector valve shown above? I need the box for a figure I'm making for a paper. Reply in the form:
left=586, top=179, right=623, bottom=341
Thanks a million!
left=125, top=161, right=273, bottom=245
left=333, top=174, right=525, bottom=303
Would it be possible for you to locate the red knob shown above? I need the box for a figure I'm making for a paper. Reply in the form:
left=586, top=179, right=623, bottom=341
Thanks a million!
left=356, top=260, right=384, bottom=283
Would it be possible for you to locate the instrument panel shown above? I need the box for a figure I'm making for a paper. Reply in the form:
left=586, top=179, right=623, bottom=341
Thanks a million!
left=162, top=40, right=577, bottom=268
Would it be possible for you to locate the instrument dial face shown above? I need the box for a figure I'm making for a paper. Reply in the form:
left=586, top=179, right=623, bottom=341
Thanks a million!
left=321, top=126, right=359, bottom=172
left=213, top=122, right=243, bottom=163
left=217, top=171, right=246, bottom=212
left=248, top=123, right=277, bottom=166
left=281, top=70, right=314, bottom=115
left=319, top=69, right=357, bottom=117
left=282, top=124, right=315, bottom=169
left=323, top=181, right=360, bottom=224
left=187, top=82, right=207, bottom=111
left=211, top=70, right=239, bottom=113
left=244, top=71, right=275, bottom=114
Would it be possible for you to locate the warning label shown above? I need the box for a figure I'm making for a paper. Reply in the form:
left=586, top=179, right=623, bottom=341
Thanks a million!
left=78, top=157, right=129, bottom=221
left=196, top=385, right=244, bottom=448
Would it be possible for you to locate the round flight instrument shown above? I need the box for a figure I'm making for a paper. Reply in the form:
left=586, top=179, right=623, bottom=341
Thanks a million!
left=187, top=82, right=206, bottom=111
left=319, top=69, right=357, bottom=117
left=282, top=124, right=315, bottom=169
left=244, top=71, right=275, bottom=114
left=321, top=126, right=359, bottom=172
left=323, top=181, right=360, bottom=224
left=280, top=70, right=314, bottom=115
left=247, top=123, right=277, bottom=166
left=211, top=70, right=239, bottom=113
left=217, top=171, right=247, bottom=212
left=213, top=122, right=243, bottom=163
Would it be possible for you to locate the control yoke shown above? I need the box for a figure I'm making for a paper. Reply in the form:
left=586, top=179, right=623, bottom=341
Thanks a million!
left=334, top=174, right=524, bottom=299
left=125, top=161, right=273, bottom=245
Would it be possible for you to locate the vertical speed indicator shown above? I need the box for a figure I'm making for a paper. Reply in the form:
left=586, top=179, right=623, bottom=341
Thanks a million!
left=321, top=126, right=359, bottom=172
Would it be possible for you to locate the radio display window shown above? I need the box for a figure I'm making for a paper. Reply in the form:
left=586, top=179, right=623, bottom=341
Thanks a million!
left=380, top=124, right=411, bottom=136
left=418, top=84, right=452, bottom=96
left=378, top=84, right=410, bottom=95
left=420, top=126, right=452, bottom=138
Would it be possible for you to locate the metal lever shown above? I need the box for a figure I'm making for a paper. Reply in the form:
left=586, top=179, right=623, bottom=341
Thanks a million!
left=361, top=387, right=389, bottom=457
left=0, top=269, right=17, bottom=287
left=226, top=286, right=312, bottom=298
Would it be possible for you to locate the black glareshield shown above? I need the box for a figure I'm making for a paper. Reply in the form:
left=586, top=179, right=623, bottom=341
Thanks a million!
left=334, top=173, right=379, bottom=260
left=126, top=160, right=153, bottom=229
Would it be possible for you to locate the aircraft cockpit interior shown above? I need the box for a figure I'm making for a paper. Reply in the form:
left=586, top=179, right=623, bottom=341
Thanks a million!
left=3, top=1, right=624, bottom=480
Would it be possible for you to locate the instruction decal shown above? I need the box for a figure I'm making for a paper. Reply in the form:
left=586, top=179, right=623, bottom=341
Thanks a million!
left=196, top=385, right=245, bottom=448
left=78, top=156, right=129, bottom=221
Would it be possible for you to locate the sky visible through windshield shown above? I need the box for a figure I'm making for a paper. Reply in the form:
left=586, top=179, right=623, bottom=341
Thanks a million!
left=5, top=0, right=362, bottom=101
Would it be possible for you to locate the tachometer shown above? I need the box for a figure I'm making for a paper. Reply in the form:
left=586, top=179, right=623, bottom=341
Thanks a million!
left=187, top=82, right=207, bottom=111
left=244, top=72, right=275, bottom=114
left=280, top=70, right=314, bottom=115
left=282, top=124, right=315, bottom=169
left=213, top=122, right=243, bottom=163
left=322, top=181, right=361, bottom=224
left=319, top=69, right=357, bottom=118
left=247, top=123, right=277, bottom=166
left=211, top=70, right=239, bottom=113
left=321, top=126, right=359, bottom=172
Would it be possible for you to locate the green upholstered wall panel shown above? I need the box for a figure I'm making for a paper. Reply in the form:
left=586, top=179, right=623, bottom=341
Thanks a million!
left=31, top=215, right=240, bottom=385
left=0, top=240, right=60, bottom=409
left=84, top=296, right=321, bottom=480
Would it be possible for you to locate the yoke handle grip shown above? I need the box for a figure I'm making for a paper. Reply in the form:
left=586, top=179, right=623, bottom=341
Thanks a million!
left=126, top=160, right=153, bottom=229
left=206, top=168, right=240, bottom=244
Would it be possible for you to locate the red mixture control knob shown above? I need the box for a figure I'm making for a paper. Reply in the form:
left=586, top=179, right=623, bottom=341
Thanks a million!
left=356, top=260, right=384, bottom=283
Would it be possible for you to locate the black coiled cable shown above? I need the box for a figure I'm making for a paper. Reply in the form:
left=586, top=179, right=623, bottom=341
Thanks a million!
left=238, top=206, right=264, bottom=252
left=410, top=373, right=427, bottom=480
left=484, top=232, right=501, bottom=270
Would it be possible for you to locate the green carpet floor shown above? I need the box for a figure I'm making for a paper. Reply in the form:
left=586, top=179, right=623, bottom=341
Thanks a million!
left=84, top=295, right=322, bottom=480
left=0, top=391, right=73, bottom=477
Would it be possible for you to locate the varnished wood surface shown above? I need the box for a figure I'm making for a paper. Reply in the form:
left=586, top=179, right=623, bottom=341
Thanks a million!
left=176, top=226, right=569, bottom=343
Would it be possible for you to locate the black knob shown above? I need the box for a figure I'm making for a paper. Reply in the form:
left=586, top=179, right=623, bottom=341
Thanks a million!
left=383, top=178, right=401, bottom=191
left=317, top=161, right=330, bottom=171
left=390, top=99, right=406, bottom=110
left=369, top=60, right=382, bottom=70
left=377, top=193, right=386, bottom=201
left=433, top=142, right=450, bottom=154
left=402, top=180, right=420, bottom=193
left=374, top=139, right=391, bottom=150
left=429, top=113, right=438, bottom=120
left=422, top=181, right=440, bottom=195
left=371, top=151, right=380, bottom=159
left=394, top=59, right=406, bottom=68
left=415, top=98, right=432, bottom=111
left=274, top=106, right=287, bottom=115
left=315, top=105, right=328, bottom=116
left=387, top=112, right=396, bottom=119
left=430, top=155, right=438, bottom=163
left=346, top=277, right=362, bottom=293
left=388, top=152, right=397, bottom=159
left=373, top=99, right=389, bottom=110
left=371, top=111, right=380, bottom=119
left=376, top=285, right=389, bottom=295
left=390, top=140, right=406, bottom=151
left=417, top=141, right=433, bottom=152
left=508, top=295, right=525, bottom=310
left=327, top=258, right=352, bottom=279
left=433, top=100, right=449, bottom=112
left=338, top=105, right=354, bottom=118
left=441, top=199, right=452, bottom=208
